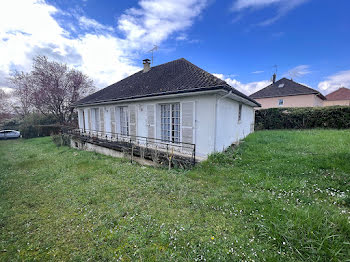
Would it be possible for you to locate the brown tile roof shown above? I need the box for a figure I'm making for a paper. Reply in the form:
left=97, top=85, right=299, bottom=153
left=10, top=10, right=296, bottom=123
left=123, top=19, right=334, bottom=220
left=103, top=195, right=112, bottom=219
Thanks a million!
left=249, top=78, right=326, bottom=100
left=325, top=87, right=350, bottom=101
left=75, top=58, right=260, bottom=106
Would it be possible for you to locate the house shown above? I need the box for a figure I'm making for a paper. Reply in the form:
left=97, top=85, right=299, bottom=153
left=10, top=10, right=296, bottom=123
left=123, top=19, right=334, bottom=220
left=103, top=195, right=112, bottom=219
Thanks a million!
left=73, top=58, right=260, bottom=163
left=324, top=87, right=350, bottom=106
left=249, top=74, right=326, bottom=109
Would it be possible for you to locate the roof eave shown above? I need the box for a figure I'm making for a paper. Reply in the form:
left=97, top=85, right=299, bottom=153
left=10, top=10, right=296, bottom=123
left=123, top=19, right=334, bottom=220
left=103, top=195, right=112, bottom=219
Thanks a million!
left=74, top=85, right=260, bottom=108
left=250, top=92, right=323, bottom=100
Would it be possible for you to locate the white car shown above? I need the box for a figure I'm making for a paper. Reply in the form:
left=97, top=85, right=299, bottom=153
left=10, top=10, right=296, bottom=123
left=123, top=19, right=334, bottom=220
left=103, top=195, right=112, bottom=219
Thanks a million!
left=0, top=130, right=21, bottom=139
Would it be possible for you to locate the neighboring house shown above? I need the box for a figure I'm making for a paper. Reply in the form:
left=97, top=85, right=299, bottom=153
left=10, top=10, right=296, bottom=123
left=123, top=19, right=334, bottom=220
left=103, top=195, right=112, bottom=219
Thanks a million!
left=74, top=58, right=260, bottom=160
left=324, top=87, right=350, bottom=106
left=250, top=74, right=326, bottom=109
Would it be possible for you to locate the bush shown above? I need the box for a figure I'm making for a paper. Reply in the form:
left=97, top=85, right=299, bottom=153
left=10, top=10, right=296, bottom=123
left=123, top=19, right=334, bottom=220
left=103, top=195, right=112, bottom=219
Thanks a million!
left=255, top=106, right=350, bottom=130
left=0, top=113, right=65, bottom=138
left=0, top=118, right=22, bottom=130
left=52, top=134, right=71, bottom=147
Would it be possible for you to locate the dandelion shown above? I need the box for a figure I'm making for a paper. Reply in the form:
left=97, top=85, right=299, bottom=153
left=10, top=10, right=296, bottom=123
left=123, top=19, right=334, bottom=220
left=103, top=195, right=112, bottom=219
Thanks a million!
left=211, top=236, right=214, bottom=240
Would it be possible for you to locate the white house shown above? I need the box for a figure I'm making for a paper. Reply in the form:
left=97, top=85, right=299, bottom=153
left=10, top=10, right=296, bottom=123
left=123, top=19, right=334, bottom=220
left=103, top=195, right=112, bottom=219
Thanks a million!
left=74, top=58, right=260, bottom=162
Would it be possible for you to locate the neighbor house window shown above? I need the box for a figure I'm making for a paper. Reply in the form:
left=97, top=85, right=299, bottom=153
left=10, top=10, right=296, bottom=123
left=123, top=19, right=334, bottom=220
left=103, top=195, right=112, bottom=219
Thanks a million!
left=161, top=103, right=180, bottom=143
left=238, top=104, right=242, bottom=122
left=120, top=106, right=129, bottom=135
left=278, top=99, right=284, bottom=106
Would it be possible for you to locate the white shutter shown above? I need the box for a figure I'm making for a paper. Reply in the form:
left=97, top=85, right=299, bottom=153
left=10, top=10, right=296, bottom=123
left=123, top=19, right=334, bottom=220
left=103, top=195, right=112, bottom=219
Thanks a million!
left=115, top=107, right=121, bottom=134
left=129, top=105, right=137, bottom=139
left=94, top=108, right=100, bottom=132
left=147, top=104, right=155, bottom=139
left=110, top=107, right=116, bottom=135
left=100, top=107, right=105, bottom=134
left=181, top=101, right=194, bottom=144
left=88, top=108, right=92, bottom=131
left=78, top=110, right=83, bottom=130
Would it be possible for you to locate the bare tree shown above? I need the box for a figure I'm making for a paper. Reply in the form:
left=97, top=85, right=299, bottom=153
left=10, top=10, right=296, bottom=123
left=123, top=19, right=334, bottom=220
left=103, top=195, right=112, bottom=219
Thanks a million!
left=0, top=89, right=12, bottom=122
left=10, top=71, right=34, bottom=116
left=10, top=56, right=95, bottom=124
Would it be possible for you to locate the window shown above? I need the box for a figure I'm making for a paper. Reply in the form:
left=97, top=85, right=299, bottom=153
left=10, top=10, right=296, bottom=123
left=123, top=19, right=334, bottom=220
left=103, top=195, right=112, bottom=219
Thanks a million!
left=120, top=106, right=129, bottom=135
left=278, top=99, right=284, bottom=106
left=92, top=108, right=100, bottom=131
left=161, top=103, right=180, bottom=143
left=238, top=104, right=242, bottom=122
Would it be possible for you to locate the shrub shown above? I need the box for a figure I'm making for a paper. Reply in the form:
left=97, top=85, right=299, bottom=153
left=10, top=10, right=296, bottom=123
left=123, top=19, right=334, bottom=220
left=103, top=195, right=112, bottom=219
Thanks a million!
left=1, top=113, right=65, bottom=138
left=255, top=106, right=350, bottom=130
left=52, top=134, right=71, bottom=147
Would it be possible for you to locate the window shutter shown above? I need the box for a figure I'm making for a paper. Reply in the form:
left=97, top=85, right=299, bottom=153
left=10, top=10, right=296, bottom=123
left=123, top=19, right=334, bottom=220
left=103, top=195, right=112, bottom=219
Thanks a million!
left=110, top=107, right=116, bottom=134
left=88, top=108, right=92, bottom=131
left=129, top=105, right=137, bottom=138
left=147, top=104, right=155, bottom=139
left=100, top=107, right=105, bottom=134
left=181, top=101, right=194, bottom=144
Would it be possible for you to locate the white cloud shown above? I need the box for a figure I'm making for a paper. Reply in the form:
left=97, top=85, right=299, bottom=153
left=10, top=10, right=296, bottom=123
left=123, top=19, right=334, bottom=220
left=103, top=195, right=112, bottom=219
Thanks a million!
left=79, top=16, right=114, bottom=32
left=231, top=0, right=308, bottom=26
left=251, top=70, right=264, bottom=74
left=176, top=34, right=188, bottom=41
left=285, top=65, right=311, bottom=78
left=0, top=0, right=207, bottom=89
left=232, top=0, right=283, bottom=10
left=318, top=70, right=350, bottom=94
left=118, top=0, right=207, bottom=50
left=213, top=73, right=270, bottom=95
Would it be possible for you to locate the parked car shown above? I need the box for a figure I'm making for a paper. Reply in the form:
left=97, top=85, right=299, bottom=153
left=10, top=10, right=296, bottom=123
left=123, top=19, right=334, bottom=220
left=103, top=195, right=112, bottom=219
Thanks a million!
left=0, top=130, right=21, bottom=139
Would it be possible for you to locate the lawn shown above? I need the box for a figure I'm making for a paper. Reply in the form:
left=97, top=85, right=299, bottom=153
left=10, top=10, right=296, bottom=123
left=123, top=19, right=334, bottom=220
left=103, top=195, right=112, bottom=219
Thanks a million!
left=0, top=130, right=349, bottom=261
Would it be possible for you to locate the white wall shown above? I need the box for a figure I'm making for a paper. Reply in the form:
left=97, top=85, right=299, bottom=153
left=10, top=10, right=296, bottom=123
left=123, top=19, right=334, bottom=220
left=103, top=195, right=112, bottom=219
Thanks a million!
left=215, top=97, right=255, bottom=151
left=77, top=93, right=255, bottom=158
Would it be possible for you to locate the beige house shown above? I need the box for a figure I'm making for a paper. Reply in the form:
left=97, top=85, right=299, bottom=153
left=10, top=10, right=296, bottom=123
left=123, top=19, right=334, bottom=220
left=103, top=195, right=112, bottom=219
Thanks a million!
left=249, top=75, right=326, bottom=109
left=324, top=87, right=350, bottom=106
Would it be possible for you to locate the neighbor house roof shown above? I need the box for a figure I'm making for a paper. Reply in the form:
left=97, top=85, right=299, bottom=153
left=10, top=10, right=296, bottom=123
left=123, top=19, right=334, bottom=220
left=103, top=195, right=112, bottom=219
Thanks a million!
left=75, top=58, right=260, bottom=107
left=249, top=78, right=326, bottom=100
left=325, top=87, right=350, bottom=101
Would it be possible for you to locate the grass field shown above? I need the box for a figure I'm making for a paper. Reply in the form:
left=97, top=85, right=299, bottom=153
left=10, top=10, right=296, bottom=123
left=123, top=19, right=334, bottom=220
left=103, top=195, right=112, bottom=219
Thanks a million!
left=0, top=130, right=349, bottom=261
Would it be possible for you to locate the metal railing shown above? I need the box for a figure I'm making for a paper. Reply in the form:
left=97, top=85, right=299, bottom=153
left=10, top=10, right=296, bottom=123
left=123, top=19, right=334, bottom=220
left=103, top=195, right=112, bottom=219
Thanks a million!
left=64, top=128, right=196, bottom=165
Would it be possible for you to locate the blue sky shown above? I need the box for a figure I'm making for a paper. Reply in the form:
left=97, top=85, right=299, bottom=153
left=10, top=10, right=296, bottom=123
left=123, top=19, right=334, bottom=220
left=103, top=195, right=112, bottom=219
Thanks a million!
left=1, top=0, right=350, bottom=95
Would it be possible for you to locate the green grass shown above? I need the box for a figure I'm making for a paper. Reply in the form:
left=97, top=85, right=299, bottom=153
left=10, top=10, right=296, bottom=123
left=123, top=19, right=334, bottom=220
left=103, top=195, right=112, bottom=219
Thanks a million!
left=0, top=129, right=349, bottom=261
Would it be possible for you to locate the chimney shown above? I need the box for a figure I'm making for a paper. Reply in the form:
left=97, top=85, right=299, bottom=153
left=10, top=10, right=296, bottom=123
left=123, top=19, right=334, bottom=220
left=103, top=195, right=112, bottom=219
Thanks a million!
left=272, top=73, right=276, bottom=83
left=143, top=59, right=151, bottom=73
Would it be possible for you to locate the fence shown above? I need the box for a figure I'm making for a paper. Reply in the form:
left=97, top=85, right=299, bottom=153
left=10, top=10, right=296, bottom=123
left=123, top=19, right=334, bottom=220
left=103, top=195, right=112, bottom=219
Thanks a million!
left=64, top=128, right=196, bottom=167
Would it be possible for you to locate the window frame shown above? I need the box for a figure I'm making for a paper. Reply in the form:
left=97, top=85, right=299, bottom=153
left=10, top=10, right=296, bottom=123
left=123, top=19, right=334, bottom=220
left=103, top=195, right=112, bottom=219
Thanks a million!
left=119, top=106, right=129, bottom=136
left=92, top=108, right=100, bottom=132
left=278, top=99, right=284, bottom=106
left=160, top=103, right=180, bottom=143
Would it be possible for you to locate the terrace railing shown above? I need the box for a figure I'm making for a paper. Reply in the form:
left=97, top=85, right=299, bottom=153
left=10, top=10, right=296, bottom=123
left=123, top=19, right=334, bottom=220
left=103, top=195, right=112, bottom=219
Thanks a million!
left=64, top=128, right=196, bottom=166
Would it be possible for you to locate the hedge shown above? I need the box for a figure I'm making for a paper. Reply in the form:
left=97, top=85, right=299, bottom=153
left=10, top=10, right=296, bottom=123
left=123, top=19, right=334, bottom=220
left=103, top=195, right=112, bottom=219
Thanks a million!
left=255, top=106, right=350, bottom=130
left=0, top=113, right=70, bottom=138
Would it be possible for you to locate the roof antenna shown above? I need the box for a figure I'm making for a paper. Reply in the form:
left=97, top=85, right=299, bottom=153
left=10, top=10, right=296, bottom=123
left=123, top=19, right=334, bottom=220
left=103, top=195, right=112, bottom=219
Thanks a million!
left=271, top=65, right=278, bottom=83
left=148, top=45, right=158, bottom=65
left=273, top=64, right=278, bottom=74
left=288, top=69, right=298, bottom=81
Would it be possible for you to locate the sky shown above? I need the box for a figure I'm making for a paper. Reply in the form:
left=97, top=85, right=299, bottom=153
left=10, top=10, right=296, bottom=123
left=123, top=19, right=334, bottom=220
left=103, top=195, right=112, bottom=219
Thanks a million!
left=0, top=0, right=350, bottom=96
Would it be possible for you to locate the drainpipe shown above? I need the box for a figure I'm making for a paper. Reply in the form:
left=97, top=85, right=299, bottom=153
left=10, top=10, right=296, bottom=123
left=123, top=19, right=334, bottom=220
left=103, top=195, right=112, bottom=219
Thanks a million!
left=213, top=91, right=232, bottom=152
